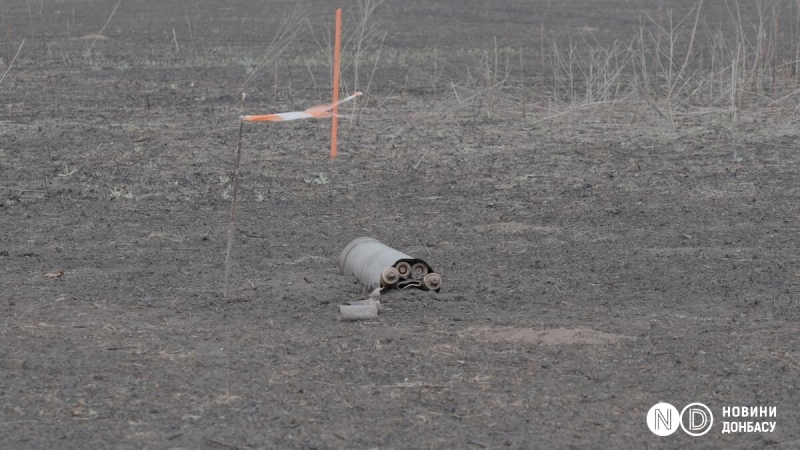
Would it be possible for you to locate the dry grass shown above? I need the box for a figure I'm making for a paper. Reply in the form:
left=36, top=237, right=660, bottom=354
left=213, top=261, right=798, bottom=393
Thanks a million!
left=306, top=0, right=386, bottom=119
left=434, top=0, right=800, bottom=134
left=240, top=3, right=305, bottom=92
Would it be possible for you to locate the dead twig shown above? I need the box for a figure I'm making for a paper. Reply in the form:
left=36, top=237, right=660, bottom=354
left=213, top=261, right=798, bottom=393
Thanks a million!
left=224, top=93, right=246, bottom=299
left=0, top=186, right=45, bottom=193
left=86, top=0, right=121, bottom=55
left=378, top=382, right=448, bottom=389
left=0, top=39, right=25, bottom=86
left=205, top=437, right=247, bottom=450
left=0, top=420, right=39, bottom=426
left=467, top=437, right=490, bottom=448
left=412, top=148, right=430, bottom=170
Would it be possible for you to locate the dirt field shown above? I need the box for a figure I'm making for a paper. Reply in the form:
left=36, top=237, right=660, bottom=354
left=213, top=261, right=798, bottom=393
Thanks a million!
left=1, top=0, right=799, bottom=448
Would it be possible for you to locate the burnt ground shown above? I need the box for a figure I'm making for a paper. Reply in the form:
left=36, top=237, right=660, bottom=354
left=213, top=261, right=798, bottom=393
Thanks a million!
left=1, top=0, right=799, bottom=449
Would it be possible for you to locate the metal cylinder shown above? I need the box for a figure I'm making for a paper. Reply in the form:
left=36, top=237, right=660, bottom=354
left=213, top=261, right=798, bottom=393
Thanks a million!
left=411, top=262, right=429, bottom=279
left=339, top=237, right=414, bottom=291
left=423, top=273, right=442, bottom=291
left=339, top=237, right=442, bottom=292
left=381, top=267, right=400, bottom=286
left=395, top=261, right=412, bottom=277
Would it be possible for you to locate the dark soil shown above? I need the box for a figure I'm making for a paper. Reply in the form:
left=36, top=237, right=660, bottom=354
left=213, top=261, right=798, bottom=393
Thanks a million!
left=1, top=0, right=798, bottom=449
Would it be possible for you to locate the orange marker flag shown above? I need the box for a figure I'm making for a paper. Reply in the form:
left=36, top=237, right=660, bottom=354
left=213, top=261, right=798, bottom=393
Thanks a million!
left=241, top=92, right=362, bottom=123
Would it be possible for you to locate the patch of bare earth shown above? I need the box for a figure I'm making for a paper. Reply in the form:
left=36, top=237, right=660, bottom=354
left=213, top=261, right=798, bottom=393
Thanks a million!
left=467, top=326, right=630, bottom=346
left=474, top=222, right=559, bottom=234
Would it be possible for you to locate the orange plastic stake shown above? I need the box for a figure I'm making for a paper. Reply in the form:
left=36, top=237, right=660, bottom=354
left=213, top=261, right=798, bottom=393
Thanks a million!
left=331, top=8, right=342, bottom=159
